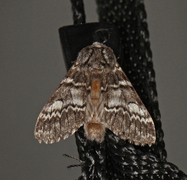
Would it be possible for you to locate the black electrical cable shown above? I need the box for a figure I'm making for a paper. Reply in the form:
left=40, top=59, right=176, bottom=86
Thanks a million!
left=67, top=0, right=187, bottom=179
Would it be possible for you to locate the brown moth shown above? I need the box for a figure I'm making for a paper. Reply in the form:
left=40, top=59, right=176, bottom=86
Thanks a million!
left=34, top=42, right=156, bottom=146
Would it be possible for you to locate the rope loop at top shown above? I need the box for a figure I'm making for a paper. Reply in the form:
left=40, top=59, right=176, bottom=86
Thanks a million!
left=71, top=0, right=85, bottom=24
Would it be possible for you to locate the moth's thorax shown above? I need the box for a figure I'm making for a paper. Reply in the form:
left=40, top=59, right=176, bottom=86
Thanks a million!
left=77, top=42, right=116, bottom=71
left=84, top=122, right=105, bottom=143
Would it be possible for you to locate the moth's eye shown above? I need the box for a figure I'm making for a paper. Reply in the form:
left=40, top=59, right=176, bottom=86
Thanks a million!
left=87, top=63, right=91, bottom=68
left=100, top=59, right=106, bottom=66
left=87, top=63, right=93, bottom=70
left=100, top=62, right=105, bottom=67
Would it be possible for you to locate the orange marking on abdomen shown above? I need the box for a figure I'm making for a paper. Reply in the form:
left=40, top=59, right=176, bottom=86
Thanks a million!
left=91, top=79, right=101, bottom=106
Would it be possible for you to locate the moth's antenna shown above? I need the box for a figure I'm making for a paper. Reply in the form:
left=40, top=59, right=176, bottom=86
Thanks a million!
left=63, top=154, right=84, bottom=169
left=63, top=154, right=82, bottom=162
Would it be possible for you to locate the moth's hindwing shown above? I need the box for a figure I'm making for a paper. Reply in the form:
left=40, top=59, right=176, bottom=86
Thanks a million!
left=34, top=64, right=88, bottom=144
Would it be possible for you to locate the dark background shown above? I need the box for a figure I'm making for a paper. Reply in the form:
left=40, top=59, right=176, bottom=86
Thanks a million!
left=1, top=1, right=187, bottom=180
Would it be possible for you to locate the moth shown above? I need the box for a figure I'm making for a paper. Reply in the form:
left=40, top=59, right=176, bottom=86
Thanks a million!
left=34, top=42, right=156, bottom=146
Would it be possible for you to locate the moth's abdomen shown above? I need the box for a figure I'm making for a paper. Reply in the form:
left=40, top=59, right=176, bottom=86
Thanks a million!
left=84, top=122, right=105, bottom=143
left=84, top=78, right=106, bottom=142
left=91, top=79, right=101, bottom=106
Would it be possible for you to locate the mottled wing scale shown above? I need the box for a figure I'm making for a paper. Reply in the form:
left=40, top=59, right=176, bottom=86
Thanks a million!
left=34, top=63, right=88, bottom=144
left=101, top=63, right=156, bottom=146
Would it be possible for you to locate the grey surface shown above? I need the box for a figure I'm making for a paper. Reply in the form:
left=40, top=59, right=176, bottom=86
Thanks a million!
left=0, top=1, right=187, bottom=180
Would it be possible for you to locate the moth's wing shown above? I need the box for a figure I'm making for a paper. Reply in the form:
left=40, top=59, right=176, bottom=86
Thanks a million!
left=34, top=64, right=88, bottom=144
left=102, top=63, right=156, bottom=146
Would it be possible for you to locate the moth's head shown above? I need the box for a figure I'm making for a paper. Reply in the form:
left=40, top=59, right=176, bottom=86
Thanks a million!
left=77, top=42, right=116, bottom=72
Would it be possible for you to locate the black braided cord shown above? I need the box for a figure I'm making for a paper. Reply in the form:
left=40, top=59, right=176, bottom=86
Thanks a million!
left=70, top=0, right=85, bottom=24
left=69, top=0, right=187, bottom=179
